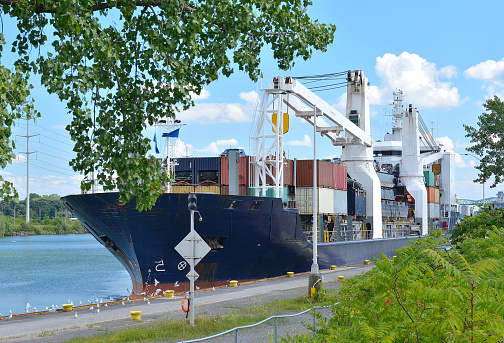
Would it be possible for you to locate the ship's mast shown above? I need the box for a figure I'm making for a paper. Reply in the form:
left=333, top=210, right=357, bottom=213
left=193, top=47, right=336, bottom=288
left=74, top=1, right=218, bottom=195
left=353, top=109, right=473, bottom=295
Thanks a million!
left=386, top=89, right=404, bottom=141
left=157, top=118, right=182, bottom=193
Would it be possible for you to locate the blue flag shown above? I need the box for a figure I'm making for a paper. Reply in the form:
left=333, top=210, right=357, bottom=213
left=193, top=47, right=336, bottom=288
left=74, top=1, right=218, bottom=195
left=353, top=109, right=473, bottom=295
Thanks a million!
left=162, top=128, right=180, bottom=138
left=153, top=133, right=160, bottom=154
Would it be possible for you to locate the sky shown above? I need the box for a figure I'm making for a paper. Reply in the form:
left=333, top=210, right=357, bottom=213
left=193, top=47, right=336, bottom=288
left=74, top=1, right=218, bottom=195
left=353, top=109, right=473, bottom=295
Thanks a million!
left=2, top=0, right=504, bottom=201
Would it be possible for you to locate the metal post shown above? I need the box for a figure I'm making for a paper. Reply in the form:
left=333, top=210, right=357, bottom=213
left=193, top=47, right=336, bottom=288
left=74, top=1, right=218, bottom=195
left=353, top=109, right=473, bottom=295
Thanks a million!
left=274, top=317, right=278, bottom=343
left=312, top=310, right=316, bottom=337
left=309, top=104, right=321, bottom=295
left=189, top=209, right=195, bottom=326
left=26, top=119, right=30, bottom=224
left=312, top=104, right=318, bottom=270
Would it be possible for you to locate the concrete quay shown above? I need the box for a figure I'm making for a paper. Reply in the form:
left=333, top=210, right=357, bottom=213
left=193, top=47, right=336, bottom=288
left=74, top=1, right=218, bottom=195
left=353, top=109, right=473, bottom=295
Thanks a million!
left=0, top=264, right=374, bottom=342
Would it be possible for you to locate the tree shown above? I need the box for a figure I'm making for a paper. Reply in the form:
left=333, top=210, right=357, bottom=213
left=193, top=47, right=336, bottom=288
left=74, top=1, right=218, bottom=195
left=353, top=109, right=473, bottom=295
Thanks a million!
left=450, top=205, right=504, bottom=245
left=0, top=64, right=38, bottom=200
left=0, top=0, right=335, bottom=210
left=286, top=231, right=504, bottom=342
left=464, top=96, right=504, bottom=188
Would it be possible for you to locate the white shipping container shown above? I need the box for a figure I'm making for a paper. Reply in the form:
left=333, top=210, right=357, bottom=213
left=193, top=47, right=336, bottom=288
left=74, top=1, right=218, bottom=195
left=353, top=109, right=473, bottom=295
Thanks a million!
left=428, top=203, right=440, bottom=219
left=334, top=189, right=348, bottom=215
left=295, top=187, right=335, bottom=214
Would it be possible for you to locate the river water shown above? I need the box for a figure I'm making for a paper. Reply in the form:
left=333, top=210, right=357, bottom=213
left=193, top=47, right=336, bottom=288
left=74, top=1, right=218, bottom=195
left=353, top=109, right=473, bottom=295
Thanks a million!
left=0, top=234, right=131, bottom=316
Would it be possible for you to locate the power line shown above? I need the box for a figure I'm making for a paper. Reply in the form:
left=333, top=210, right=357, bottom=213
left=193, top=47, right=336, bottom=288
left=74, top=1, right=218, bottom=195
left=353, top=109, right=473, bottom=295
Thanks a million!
left=30, top=162, right=78, bottom=177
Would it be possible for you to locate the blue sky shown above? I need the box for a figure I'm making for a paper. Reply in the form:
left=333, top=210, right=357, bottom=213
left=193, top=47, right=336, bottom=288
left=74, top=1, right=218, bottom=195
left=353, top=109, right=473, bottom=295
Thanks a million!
left=3, top=1, right=504, bottom=201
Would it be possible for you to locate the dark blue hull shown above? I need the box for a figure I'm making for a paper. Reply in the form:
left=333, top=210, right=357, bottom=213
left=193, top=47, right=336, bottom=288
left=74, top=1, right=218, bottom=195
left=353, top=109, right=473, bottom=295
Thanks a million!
left=62, top=192, right=413, bottom=295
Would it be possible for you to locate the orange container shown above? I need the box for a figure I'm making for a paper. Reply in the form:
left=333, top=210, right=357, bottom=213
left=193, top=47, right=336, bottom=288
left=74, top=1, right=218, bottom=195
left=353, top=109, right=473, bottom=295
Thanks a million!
left=426, top=187, right=435, bottom=203
left=220, top=156, right=249, bottom=185
left=295, top=160, right=334, bottom=188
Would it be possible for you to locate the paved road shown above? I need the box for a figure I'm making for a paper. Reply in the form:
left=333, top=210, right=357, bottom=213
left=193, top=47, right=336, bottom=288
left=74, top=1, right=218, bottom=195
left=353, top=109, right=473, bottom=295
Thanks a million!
left=0, top=264, right=373, bottom=342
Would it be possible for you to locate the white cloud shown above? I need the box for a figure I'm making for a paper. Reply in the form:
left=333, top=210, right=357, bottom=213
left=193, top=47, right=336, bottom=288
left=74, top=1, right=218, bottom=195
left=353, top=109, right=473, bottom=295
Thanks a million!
left=239, top=91, right=260, bottom=104
left=287, top=135, right=312, bottom=147
left=436, top=136, right=467, bottom=168
left=468, top=160, right=476, bottom=168
left=194, top=138, right=240, bottom=154
left=464, top=59, right=504, bottom=80
left=464, top=59, right=504, bottom=99
left=12, top=154, right=26, bottom=164
left=177, top=102, right=249, bottom=123
left=373, top=52, right=461, bottom=108
left=436, top=136, right=454, bottom=150
left=174, top=139, right=194, bottom=157
left=191, top=88, right=211, bottom=101
left=332, top=92, right=347, bottom=114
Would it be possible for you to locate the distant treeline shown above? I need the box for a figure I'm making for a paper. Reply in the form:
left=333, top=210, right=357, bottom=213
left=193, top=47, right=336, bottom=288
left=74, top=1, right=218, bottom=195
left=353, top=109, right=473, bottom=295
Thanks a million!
left=0, top=193, right=86, bottom=236
left=1, top=193, right=68, bottom=219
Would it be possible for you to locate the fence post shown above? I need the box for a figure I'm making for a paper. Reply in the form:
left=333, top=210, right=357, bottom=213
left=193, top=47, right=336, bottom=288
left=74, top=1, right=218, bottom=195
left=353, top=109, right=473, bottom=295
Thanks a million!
left=312, top=309, right=316, bottom=337
left=235, top=328, right=238, bottom=343
left=274, top=317, right=278, bottom=343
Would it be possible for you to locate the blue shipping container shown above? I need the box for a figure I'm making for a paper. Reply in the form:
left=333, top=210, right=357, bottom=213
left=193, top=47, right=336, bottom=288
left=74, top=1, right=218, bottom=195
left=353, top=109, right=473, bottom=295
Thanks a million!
left=174, top=157, right=195, bottom=183
left=194, top=157, right=221, bottom=184
left=347, top=188, right=366, bottom=216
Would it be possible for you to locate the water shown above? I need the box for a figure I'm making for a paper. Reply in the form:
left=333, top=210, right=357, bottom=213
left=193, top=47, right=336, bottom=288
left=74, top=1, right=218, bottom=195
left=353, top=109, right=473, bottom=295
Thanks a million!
left=0, top=234, right=131, bottom=315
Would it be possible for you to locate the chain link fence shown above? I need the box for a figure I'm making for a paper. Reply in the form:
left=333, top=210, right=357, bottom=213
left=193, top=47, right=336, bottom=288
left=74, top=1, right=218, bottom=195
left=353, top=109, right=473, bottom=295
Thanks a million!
left=176, top=304, right=336, bottom=343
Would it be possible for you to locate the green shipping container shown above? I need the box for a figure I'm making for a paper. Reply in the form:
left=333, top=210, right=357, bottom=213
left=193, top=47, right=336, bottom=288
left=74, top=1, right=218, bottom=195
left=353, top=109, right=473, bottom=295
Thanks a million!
left=424, top=171, right=435, bottom=187
left=248, top=186, right=290, bottom=202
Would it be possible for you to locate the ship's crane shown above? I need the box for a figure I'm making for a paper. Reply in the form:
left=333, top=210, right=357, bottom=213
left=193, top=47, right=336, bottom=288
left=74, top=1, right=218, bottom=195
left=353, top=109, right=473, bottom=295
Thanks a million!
left=251, top=71, right=383, bottom=238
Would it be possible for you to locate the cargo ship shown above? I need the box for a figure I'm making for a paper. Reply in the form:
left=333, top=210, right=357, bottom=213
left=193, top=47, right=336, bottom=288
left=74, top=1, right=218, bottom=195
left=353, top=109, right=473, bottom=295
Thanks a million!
left=62, top=71, right=460, bottom=296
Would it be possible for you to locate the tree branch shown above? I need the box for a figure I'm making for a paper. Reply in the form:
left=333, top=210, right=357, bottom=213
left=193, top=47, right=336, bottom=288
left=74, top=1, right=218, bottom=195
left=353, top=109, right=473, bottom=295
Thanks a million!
left=0, top=1, right=196, bottom=14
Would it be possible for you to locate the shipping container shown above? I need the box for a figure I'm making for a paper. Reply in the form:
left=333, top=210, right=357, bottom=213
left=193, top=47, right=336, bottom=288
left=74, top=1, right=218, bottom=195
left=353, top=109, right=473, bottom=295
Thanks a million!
left=334, top=189, right=347, bottom=215
left=426, top=186, right=435, bottom=203
left=428, top=202, right=440, bottom=218
left=347, top=188, right=366, bottom=216
left=248, top=186, right=291, bottom=203
left=377, top=172, right=395, bottom=188
left=220, top=185, right=248, bottom=196
left=295, top=160, right=334, bottom=188
left=381, top=187, right=395, bottom=200
left=434, top=174, right=440, bottom=187
left=283, top=159, right=294, bottom=186
left=194, top=157, right=220, bottom=184
left=434, top=188, right=440, bottom=204
left=295, top=187, right=335, bottom=214
left=424, top=171, right=435, bottom=187
left=174, top=157, right=195, bottom=183
left=171, top=184, right=195, bottom=193
left=194, top=185, right=221, bottom=194
left=220, top=156, right=249, bottom=185
left=334, top=164, right=347, bottom=190
left=174, top=171, right=193, bottom=183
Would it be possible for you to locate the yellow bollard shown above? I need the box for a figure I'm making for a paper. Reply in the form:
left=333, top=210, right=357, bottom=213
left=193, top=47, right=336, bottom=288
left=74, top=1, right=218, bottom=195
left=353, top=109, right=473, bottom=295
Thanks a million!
left=364, top=260, right=371, bottom=265
left=229, top=280, right=238, bottom=287
left=164, top=290, right=175, bottom=298
left=62, top=304, right=73, bottom=312
left=130, top=310, right=142, bottom=320
left=338, top=275, right=345, bottom=282
left=330, top=265, right=337, bottom=270
left=287, top=272, right=294, bottom=277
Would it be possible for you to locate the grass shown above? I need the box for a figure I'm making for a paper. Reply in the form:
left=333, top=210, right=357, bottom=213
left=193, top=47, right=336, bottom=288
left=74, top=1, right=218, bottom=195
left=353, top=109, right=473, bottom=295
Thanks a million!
left=65, top=287, right=338, bottom=343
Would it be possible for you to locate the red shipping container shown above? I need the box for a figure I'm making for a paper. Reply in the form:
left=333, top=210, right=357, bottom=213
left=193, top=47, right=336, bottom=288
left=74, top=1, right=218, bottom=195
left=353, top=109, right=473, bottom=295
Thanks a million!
left=334, top=164, right=347, bottom=190
left=220, top=185, right=248, bottom=196
left=426, top=186, right=435, bottom=203
left=249, top=158, right=294, bottom=186
left=220, top=156, right=249, bottom=186
left=295, top=160, right=334, bottom=188
left=283, top=159, right=294, bottom=186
